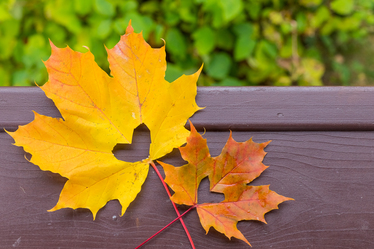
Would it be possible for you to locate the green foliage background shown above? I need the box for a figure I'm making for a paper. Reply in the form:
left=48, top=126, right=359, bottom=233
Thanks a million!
left=1, top=0, right=374, bottom=86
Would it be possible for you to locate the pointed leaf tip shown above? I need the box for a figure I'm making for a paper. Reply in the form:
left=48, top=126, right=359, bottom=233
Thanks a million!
left=126, top=20, right=134, bottom=34
left=48, top=40, right=58, bottom=53
left=198, top=63, right=204, bottom=72
left=48, top=39, right=55, bottom=47
left=188, top=120, right=197, bottom=133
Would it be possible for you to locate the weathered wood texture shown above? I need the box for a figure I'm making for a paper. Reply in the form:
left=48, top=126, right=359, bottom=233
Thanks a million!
left=2, top=87, right=374, bottom=131
left=1, top=87, right=374, bottom=248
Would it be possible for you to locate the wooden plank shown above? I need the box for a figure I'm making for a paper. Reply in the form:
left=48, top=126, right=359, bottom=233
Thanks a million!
left=1, top=130, right=374, bottom=248
left=2, top=87, right=374, bottom=131
left=1, top=87, right=374, bottom=248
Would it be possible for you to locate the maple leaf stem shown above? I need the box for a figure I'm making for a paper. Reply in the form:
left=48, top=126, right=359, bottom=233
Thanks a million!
left=150, top=161, right=196, bottom=249
left=135, top=205, right=195, bottom=249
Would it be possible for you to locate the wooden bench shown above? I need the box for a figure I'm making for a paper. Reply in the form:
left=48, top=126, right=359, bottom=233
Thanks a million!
left=1, top=86, right=374, bottom=248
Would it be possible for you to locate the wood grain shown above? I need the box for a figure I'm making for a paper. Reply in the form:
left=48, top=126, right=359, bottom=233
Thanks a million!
left=2, top=87, right=374, bottom=131
left=1, top=87, right=374, bottom=248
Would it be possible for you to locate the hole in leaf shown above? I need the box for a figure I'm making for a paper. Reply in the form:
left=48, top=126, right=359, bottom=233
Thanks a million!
left=197, top=177, right=225, bottom=204
left=113, top=124, right=151, bottom=163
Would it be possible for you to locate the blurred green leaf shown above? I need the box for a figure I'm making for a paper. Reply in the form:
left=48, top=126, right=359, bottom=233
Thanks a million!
left=274, top=75, right=292, bottom=86
left=1, top=19, right=20, bottom=37
left=211, top=3, right=225, bottom=28
left=46, top=22, right=67, bottom=44
left=216, top=28, right=234, bottom=50
left=351, top=60, right=364, bottom=73
left=261, top=40, right=278, bottom=59
left=0, top=19, right=19, bottom=60
left=279, top=37, right=292, bottom=58
left=280, top=22, right=292, bottom=34
left=140, top=1, right=159, bottom=13
left=232, top=22, right=257, bottom=60
left=263, top=22, right=282, bottom=47
left=300, top=0, right=322, bottom=7
left=321, top=16, right=342, bottom=35
left=331, top=0, right=354, bottom=15
left=45, top=0, right=82, bottom=34
left=1, top=0, right=374, bottom=87
left=23, top=34, right=49, bottom=68
left=299, top=58, right=324, bottom=86
left=0, top=66, right=10, bottom=86
left=246, top=67, right=271, bottom=84
left=114, top=18, right=126, bottom=34
left=365, top=13, right=374, bottom=24
left=232, top=22, right=253, bottom=37
left=165, top=28, right=187, bottom=59
left=216, top=77, right=244, bottom=86
left=193, top=26, right=215, bottom=55
left=153, top=24, right=164, bottom=45
left=320, top=35, right=336, bottom=54
left=96, top=19, right=112, bottom=39
left=12, top=70, right=30, bottom=86
left=206, top=52, right=232, bottom=79
left=164, top=11, right=180, bottom=26
left=218, top=0, right=242, bottom=22
left=351, top=28, right=367, bottom=39
left=179, top=1, right=197, bottom=23
left=311, top=6, right=330, bottom=28
left=337, top=14, right=362, bottom=31
left=11, top=40, right=23, bottom=64
left=304, top=47, right=322, bottom=61
left=94, top=0, right=115, bottom=17
left=118, top=1, right=138, bottom=13
left=336, top=30, right=349, bottom=44
left=165, top=63, right=184, bottom=82
left=105, top=33, right=120, bottom=49
left=74, top=0, right=92, bottom=15
left=268, top=11, right=283, bottom=25
left=245, top=0, right=261, bottom=20
left=235, top=37, right=256, bottom=61
left=358, top=0, right=374, bottom=9
left=10, top=0, right=23, bottom=20
left=296, top=12, right=307, bottom=33
left=74, top=29, right=91, bottom=52
left=247, top=39, right=283, bottom=84
left=0, top=4, right=12, bottom=21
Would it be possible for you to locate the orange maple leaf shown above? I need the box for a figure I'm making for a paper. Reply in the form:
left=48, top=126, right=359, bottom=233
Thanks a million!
left=159, top=122, right=293, bottom=246
left=7, top=23, right=202, bottom=219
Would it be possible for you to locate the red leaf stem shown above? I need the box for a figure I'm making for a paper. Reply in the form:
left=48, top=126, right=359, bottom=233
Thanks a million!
left=135, top=205, right=195, bottom=249
left=150, top=161, right=196, bottom=249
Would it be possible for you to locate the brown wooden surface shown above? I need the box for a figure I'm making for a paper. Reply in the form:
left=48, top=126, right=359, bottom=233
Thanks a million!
left=1, top=87, right=374, bottom=248
left=3, top=87, right=374, bottom=131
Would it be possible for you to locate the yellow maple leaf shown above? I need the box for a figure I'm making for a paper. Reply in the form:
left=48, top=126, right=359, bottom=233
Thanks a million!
left=7, top=23, right=202, bottom=219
